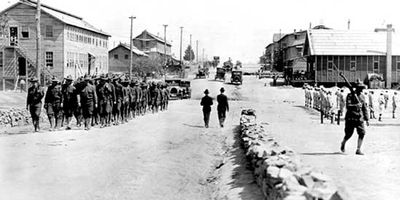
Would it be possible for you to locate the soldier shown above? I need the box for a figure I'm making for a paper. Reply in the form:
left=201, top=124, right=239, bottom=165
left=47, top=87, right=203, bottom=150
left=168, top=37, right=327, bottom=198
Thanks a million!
left=368, top=91, right=376, bottom=119
left=393, top=91, right=398, bottom=119
left=140, top=82, right=147, bottom=115
left=97, top=75, right=113, bottom=128
left=107, top=75, right=116, bottom=126
left=62, top=75, right=77, bottom=130
left=340, top=82, right=369, bottom=155
left=112, top=76, right=123, bottom=125
left=200, top=89, right=213, bottom=128
left=378, top=92, right=385, bottom=121
left=74, top=77, right=85, bottom=127
left=156, top=82, right=163, bottom=112
left=162, top=83, right=170, bottom=111
left=217, top=87, right=229, bottom=127
left=26, top=77, right=44, bottom=132
left=121, top=79, right=130, bottom=122
left=336, top=88, right=346, bottom=119
left=384, top=90, right=389, bottom=109
left=44, top=77, right=63, bottom=131
left=130, top=81, right=139, bottom=118
left=79, top=75, right=98, bottom=130
left=91, top=76, right=100, bottom=127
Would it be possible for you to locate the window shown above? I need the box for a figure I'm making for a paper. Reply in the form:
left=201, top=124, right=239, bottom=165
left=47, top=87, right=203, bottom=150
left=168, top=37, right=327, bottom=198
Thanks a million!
left=114, top=54, right=118, bottom=59
left=350, top=56, right=356, bottom=71
left=21, top=26, right=29, bottom=38
left=45, top=25, right=53, bottom=37
left=373, top=56, right=379, bottom=73
left=0, top=52, right=3, bottom=69
left=397, top=62, right=400, bottom=72
left=125, top=54, right=129, bottom=59
left=45, top=52, right=54, bottom=69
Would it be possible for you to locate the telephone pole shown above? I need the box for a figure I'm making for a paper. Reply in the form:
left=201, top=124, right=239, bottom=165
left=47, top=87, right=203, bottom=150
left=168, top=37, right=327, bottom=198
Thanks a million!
left=189, top=34, right=192, bottom=62
left=163, top=24, right=168, bottom=65
left=196, top=40, right=198, bottom=63
left=129, top=16, right=136, bottom=78
left=375, top=24, right=394, bottom=88
left=179, top=26, right=183, bottom=65
left=36, top=0, right=41, bottom=83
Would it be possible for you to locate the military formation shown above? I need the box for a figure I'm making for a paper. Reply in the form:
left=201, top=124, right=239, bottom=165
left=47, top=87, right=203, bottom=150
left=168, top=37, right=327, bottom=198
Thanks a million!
left=26, top=74, right=170, bottom=132
left=304, top=84, right=399, bottom=124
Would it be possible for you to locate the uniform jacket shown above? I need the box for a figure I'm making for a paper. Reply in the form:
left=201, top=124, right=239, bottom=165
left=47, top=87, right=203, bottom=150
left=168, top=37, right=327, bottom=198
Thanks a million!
left=45, top=84, right=63, bottom=105
left=27, top=85, right=44, bottom=107
left=345, top=93, right=368, bottom=122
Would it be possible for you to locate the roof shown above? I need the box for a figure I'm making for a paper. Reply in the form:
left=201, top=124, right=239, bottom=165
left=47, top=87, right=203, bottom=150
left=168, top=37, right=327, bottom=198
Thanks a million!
left=273, top=33, right=286, bottom=42
left=134, top=30, right=171, bottom=46
left=1, top=0, right=110, bottom=37
left=307, top=29, right=400, bottom=56
left=109, top=43, right=148, bottom=57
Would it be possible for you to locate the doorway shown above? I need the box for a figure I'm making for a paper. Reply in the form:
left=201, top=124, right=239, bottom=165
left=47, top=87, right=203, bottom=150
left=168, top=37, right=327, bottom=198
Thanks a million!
left=9, top=26, right=18, bottom=46
left=18, top=57, right=26, bottom=76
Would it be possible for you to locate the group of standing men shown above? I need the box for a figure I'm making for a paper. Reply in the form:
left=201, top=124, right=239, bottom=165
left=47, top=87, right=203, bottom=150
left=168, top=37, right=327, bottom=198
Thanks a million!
left=304, top=85, right=399, bottom=123
left=26, top=74, right=170, bottom=132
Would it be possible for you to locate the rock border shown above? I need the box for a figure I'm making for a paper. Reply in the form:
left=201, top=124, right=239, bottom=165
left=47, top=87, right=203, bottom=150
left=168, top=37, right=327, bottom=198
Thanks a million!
left=240, top=109, right=349, bottom=200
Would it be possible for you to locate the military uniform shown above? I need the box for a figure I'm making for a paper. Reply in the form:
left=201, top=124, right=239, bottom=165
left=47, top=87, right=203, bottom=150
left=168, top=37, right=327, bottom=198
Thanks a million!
left=79, top=77, right=98, bottom=130
left=44, top=78, right=63, bottom=130
left=112, top=78, right=123, bottom=124
left=26, top=78, right=44, bottom=132
left=97, top=77, right=113, bottom=127
left=62, top=76, right=77, bottom=129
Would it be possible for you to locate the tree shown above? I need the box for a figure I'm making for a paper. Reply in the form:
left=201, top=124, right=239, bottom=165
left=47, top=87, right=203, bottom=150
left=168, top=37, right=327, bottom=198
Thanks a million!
left=183, top=45, right=195, bottom=61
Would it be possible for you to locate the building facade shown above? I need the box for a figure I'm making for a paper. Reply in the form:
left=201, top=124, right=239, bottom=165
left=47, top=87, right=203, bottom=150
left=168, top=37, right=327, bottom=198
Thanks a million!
left=133, top=30, right=172, bottom=58
left=0, top=0, right=110, bottom=89
left=108, top=43, right=147, bottom=73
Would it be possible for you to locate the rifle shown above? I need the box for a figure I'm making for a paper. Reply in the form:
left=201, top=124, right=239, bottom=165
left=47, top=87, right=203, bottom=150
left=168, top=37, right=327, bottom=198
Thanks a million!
left=339, top=72, right=360, bottom=104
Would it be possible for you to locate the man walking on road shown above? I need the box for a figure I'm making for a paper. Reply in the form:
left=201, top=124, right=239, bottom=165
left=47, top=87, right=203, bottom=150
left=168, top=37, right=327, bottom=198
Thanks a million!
left=217, top=87, right=229, bottom=127
left=200, top=89, right=213, bottom=128
left=340, top=82, right=369, bottom=155
left=26, top=77, right=44, bottom=132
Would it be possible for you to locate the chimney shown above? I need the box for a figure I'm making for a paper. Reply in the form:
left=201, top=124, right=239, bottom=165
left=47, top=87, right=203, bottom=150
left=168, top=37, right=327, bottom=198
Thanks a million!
left=309, top=22, right=312, bottom=29
left=347, top=19, right=351, bottom=30
left=294, top=29, right=296, bottom=33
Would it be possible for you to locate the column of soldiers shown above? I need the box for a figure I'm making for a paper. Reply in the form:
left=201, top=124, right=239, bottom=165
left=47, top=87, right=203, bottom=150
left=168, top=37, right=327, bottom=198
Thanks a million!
left=26, top=74, right=170, bottom=132
left=304, top=85, right=399, bottom=124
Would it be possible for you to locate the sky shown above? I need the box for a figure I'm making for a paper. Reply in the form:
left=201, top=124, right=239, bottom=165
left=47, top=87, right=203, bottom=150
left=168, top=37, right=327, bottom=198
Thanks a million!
left=1, top=0, right=400, bottom=64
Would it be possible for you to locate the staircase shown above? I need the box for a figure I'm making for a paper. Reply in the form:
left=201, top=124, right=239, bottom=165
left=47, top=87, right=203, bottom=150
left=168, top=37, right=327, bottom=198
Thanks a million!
left=15, top=46, right=53, bottom=82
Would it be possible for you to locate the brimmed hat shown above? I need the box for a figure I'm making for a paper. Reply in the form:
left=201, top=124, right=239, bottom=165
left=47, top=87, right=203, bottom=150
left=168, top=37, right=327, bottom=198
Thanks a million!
left=220, top=87, right=225, bottom=92
left=65, top=75, right=73, bottom=81
left=29, top=77, right=38, bottom=82
left=84, top=75, right=92, bottom=81
left=51, top=77, right=59, bottom=83
left=204, top=89, right=209, bottom=94
left=355, top=82, right=366, bottom=89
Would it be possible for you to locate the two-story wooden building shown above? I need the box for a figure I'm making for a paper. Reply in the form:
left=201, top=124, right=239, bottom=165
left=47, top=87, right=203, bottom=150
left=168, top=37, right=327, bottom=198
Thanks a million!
left=108, top=43, right=148, bottom=73
left=0, top=0, right=110, bottom=89
left=303, top=29, right=400, bottom=87
left=133, top=30, right=171, bottom=58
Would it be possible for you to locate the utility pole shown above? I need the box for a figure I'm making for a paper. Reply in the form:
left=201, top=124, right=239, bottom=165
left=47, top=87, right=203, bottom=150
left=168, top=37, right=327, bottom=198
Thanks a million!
left=36, top=0, right=41, bottom=83
left=163, top=24, right=168, bottom=65
left=129, top=16, right=136, bottom=78
left=179, top=26, right=183, bottom=65
left=189, top=34, right=192, bottom=62
left=375, top=24, right=394, bottom=88
left=196, top=40, right=198, bottom=63
left=202, top=48, right=204, bottom=64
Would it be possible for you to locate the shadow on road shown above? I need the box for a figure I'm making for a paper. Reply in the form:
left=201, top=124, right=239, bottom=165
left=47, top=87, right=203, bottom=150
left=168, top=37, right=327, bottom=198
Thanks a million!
left=300, top=152, right=345, bottom=156
left=182, top=123, right=204, bottom=128
left=369, top=123, right=400, bottom=127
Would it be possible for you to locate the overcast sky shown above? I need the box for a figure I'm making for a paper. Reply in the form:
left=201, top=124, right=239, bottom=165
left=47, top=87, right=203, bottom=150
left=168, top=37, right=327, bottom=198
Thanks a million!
left=1, top=0, right=400, bottom=64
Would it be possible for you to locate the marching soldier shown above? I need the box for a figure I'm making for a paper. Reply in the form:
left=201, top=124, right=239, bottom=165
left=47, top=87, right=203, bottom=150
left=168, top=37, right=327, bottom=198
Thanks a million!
left=107, top=75, right=116, bottom=126
left=112, top=77, right=123, bottom=125
left=393, top=91, right=398, bottom=119
left=368, top=91, right=376, bottom=119
left=130, top=81, right=139, bottom=118
left=26, top=77, right=44, bottom=132
left=121, top=79, right=130, bottom=122
left=162, top=83, right=169, bottom=111
left=44, top=77, right=63, bottom=131
left=340, top=82, right=369, bottom=155
left=97, top=75, right=113, bottom=128
left=74, top=77, right=85, bottom=127
left=79, top=75, right=98, bottom=130
left=62, top=75, right=77, bottom=130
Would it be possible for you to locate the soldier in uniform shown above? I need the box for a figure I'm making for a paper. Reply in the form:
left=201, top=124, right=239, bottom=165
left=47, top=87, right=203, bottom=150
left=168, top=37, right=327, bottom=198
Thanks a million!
left=74, top=77, right=85, bottom=127
left=200, top=89, right=213, bottom=128
left=155, top=82, right=163, bottom=112
left=141, top=82, right=148, bottom=115
left=393, top=91, right=398, bottom=119
left=79, top=75, right=98, bottom=130
left=107, top=75, right=116, bottom=126
left=97, top=75, right=113, bottom=128
left=112, top=76, right=123, bottom=125
left=26, top=77, right=44, bottom=132
left=340, top=82, right=369, bottom=155
left=130, top=81, right=139, bottom=118
left=44, top=77, right=63, bottom=131
left=121, top=79, right=130, bottom=122
left=62, top=75, right=77, bottom=130
left=217, top=87, right=229, bottom=127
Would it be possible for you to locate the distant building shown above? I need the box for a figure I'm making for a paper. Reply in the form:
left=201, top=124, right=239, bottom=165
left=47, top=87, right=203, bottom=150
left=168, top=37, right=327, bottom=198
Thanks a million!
left=108, top=43, right=147, bottom=73
left=133, top=30, right=171, bottom=58
left=303, top=29, right=400, bottom=87
left=0, top=0, right=110, bottom=88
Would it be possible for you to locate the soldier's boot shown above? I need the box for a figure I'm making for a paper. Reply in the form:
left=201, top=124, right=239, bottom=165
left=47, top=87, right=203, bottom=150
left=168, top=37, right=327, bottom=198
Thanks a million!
left=355, top=137, right=364, bottom=155
left=340, top=140, right=346, bottom=153
left=100, top=117, right=105, bottom=128
left=65, top=117, right=72, bottom=130
left=49, top=117, right=55, bottom=131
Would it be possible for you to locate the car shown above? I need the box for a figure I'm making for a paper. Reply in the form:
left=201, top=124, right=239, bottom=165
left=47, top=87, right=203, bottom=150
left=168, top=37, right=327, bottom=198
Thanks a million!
left=165, top=78, right=191, bottom=100
left=195, top=68, right=207, bottom=79
left=215, top=68, right=226, bottom=81
left=231, top=70, right=243, bottom=85
left=258, top=70, right=272, bottom=79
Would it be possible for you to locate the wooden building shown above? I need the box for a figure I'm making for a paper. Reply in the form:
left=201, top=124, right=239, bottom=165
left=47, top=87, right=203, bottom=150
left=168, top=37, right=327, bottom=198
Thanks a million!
left=133, top=30, right=171, bottom=58
left=0, top=0, right=110, bottom=89
left=303, top=29, right=400, bottom=87
left=108, top=43, right=148, bottom=73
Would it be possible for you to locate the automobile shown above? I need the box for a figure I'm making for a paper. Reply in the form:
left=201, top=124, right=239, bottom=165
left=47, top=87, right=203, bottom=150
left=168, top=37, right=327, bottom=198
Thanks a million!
left=165, top=78, right=191, bottom=100
left=215, top=68, right=226, bottom=81
left=231, top=70, right=243, bottom=85
left=195, top=68, right=207, bottom=79
left=258, top=70, right=272, bottom=79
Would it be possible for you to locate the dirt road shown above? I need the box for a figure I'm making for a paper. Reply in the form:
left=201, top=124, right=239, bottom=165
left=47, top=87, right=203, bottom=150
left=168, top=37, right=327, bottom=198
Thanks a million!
left=0, top=76, right=263, bottom=200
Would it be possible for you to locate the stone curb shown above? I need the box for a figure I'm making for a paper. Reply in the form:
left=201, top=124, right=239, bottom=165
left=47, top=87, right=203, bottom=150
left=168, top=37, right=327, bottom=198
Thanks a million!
left=240, top=109, right=350, bottom=200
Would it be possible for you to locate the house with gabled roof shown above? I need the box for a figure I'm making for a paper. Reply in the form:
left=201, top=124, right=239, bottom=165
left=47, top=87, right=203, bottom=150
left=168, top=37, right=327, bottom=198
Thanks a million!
left=108, top=43, right=148, bottom=73
left=0, top=0, right=110, bottom=89
left=133, top=30, right=171, bottom=57
left=303, top=29, right=400, bottom=87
